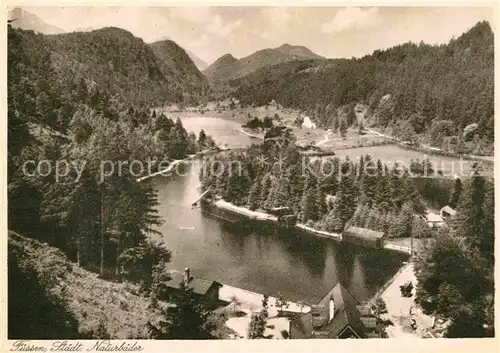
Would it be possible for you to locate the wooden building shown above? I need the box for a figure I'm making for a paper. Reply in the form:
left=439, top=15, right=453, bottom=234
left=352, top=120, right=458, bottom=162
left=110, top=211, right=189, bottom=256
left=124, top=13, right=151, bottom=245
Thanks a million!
left=164, top=268, right=222, bottom=306
left=440, top=205, right=457, bottom=219
left=424, top=212, right=445, bottom=228
left=289, top=283, right=378, bottom=339
left=343, top=226, right=384, bottom=249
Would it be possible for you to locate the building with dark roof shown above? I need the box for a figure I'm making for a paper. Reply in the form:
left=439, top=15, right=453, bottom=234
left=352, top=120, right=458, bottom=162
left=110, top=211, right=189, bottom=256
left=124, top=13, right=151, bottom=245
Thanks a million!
left=343, top=226, right=384, bottom=249
left=165, top=268, right=222, bottom=306
left=289, top=283, right=378, bottom=339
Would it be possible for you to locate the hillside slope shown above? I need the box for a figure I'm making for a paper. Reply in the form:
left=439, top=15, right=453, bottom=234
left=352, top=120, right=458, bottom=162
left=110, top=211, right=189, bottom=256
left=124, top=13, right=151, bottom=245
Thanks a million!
left=204, top=44, right=324, bottom=81
left=148, top=39, right=211, bottom=99
left=8, top=26, right=208, bottom=108
left=229, top=21, right=494, bottom=153
left=8, top=231, right=162, bottom=339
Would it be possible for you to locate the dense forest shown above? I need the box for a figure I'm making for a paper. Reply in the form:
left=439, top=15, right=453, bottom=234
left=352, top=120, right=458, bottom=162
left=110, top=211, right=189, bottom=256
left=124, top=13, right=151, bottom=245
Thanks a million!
left=227, top=21, right=494, bottom=154
left=10, top=26, right=210, bottom=110
left=200, top=127, right=439, bottom=238
left=415, top=167, right=494, bottom=337
left=8, top=24, right=217, bottom=275
left=8, top=26, right=220, bottom=338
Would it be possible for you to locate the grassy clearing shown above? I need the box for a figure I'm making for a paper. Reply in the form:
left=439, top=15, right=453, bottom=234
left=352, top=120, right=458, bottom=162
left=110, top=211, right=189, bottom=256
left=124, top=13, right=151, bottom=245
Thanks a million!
left=165, top=103, right=305, bottom=126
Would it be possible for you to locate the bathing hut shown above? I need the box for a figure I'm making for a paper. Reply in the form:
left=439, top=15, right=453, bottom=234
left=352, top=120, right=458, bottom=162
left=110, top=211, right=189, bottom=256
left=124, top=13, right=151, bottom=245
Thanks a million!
left=342, top=226, right=384, bottom=249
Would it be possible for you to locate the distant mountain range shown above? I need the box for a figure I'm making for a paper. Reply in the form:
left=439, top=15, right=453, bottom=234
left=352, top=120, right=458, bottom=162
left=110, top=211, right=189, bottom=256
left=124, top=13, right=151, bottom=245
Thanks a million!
left=228, top=21, right=493, bottom=154
left=185, top=50, right=209, bottom=70
left=8, top=7, right=65, bottom=34
left=203, top=44, right=324, bottom=81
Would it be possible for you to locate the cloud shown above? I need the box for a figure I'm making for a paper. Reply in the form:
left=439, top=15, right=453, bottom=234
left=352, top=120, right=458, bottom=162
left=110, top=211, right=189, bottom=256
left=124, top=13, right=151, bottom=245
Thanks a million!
left=168, top=7, right=213, bottom=24
left=260, top=7, right=302, bottom=30
left=322, top=7, right=382, bottom=33
left=206, top=15, right=242, bottom=39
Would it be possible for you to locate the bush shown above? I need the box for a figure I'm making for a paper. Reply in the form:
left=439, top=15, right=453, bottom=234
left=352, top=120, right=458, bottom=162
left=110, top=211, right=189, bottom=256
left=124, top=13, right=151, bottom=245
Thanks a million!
left=281, top=330, right=289, bottom=339
left=374, top=297, right=388, bottom=314
left=400, top=281, right=414, bottom=297
left=234, top=311, right=247, bottom=318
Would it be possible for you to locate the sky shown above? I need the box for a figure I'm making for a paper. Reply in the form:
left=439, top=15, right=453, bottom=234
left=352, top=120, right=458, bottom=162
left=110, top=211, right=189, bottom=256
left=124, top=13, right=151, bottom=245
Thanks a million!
left=15, top=6, right=495, bottom=64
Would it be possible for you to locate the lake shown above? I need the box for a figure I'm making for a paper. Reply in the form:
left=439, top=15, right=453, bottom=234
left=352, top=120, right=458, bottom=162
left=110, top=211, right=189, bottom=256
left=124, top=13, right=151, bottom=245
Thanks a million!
left=332, top=145, right=491, bottom=177
left=150, top=117, right=407, bottom=304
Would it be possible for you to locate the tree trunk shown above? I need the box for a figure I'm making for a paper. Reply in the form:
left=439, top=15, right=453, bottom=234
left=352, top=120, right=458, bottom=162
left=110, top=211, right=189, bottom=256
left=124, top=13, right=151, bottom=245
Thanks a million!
left=76, top=235, right=81, bottom=267
left=99, top=187, right=105, bottom=278
left=115, top=234, right=121, bottom=277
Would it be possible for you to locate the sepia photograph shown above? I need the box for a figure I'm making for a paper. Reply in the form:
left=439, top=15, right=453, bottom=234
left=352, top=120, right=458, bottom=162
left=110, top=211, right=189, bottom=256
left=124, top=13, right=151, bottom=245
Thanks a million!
left=4, top=3, right=495, bottom=345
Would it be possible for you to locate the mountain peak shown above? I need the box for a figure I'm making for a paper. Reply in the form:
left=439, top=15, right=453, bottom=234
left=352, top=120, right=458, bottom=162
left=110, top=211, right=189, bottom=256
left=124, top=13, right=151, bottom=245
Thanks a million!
left=185, top=49, right=209, bottom=70
left=275, top=43, right=323, bottom=59
left=203, top=46, right=323, bottom=81
left=8, top=7, right=65, bottom=35
left=148, top=38, right=208, bottom=86
left=219, top=53, right=237, bottom=61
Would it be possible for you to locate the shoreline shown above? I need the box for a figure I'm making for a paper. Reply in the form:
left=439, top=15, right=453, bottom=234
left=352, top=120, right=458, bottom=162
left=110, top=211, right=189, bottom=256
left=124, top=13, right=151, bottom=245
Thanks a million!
left=366, top=128, right=494, bottom=163
left=136, top=149, right=214, bottom=182
left=211, top=199, right=413, bottom=254
left=212, top=199, right=340, bottom=241
left=239, top=129, right=265, bottom=140
left=174, top=111, right=494, bottom=163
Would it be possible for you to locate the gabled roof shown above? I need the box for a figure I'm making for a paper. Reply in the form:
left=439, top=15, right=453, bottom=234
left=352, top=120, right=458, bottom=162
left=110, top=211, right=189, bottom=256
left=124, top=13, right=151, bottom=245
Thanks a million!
left=290, top=283, right=374, bottom=338
left=440, top=205, right=457, bottom=216
left=167, top=271, right=221, bottom=296
left=316, top=283, right=367, bottom=338
left=344, top=226, right=384, bottom=239
left=426, top=212, right=444, bottom=223
left=289, top=312, right=314, bottom=338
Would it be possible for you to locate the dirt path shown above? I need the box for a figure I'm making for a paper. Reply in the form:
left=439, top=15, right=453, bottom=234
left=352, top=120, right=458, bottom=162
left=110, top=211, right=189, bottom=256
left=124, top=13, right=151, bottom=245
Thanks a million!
left=380, top=263, right=434, bottom=338
left=314, top=131, right=332, bottom=146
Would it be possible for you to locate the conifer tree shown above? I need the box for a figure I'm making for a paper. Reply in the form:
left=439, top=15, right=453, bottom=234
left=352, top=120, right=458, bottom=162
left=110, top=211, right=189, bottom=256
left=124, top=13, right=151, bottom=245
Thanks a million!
left=323, top=199, right=344, bottom=232
left=315, top=185, right=328, bottom=221
left=454, top=168, right=494, bottom=261
left=334, top=176, right=357, bottom=229
left=149, top=282, right=216, bottom=339
left=248, top=175, right=262, bottom=211
left=365, top=208, right=381, bottom=231
left=449, top=177, right=462, bottom=209
left=361, top=156, right=378, bottom=207
left=388, top=202, right=413, bottom=238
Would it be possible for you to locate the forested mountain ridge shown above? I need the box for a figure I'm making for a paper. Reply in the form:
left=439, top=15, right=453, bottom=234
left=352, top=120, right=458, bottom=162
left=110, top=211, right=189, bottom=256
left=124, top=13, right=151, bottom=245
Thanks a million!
left=148, top=39, right=211, bottom=99
left=8, top=24, right=217, bottom=281
left=228, top=21, right=494, bottom=154
left=203, top=44, right=324, bottom=81
left=9, top=26, right=209, bottom=112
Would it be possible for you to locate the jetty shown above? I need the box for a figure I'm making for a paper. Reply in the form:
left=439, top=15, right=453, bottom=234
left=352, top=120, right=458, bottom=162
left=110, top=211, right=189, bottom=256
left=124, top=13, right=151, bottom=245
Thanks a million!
left=191, top=187, right=212, bottom=207
left=136, top=158, right=186, bottom=182
left=239, top=129, right=264, bottom=140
